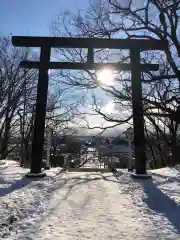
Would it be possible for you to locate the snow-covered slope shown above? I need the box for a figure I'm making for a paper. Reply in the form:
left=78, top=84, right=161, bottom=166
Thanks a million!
left=0, top=160, right=180, bottom=239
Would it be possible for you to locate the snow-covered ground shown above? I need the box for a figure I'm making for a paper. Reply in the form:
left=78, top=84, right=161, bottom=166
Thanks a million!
left=1, top=160, right=180, bottom=239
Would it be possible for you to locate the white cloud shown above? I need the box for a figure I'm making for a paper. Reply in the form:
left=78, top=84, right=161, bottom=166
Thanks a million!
left=68, top=101, right=132, bottom=136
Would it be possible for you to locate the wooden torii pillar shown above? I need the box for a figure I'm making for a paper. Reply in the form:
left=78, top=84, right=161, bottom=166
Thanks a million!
left=12, top=36, right=167, bottom=177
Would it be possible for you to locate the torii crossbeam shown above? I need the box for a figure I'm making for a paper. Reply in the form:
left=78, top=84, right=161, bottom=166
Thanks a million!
left=12, top=36, right=168, bottom=177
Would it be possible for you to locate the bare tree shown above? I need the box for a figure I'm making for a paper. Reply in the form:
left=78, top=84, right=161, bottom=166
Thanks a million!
left=50, top=0, right=180, bottom=164
left=0, top=36, right=37, bottom=159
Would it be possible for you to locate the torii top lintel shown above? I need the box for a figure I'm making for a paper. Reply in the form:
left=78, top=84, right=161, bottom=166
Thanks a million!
left=12, top=36, right=168, bottom=50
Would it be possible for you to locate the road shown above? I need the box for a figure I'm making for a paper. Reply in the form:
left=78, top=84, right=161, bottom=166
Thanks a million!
left=18, top=170, right=175, bottom=240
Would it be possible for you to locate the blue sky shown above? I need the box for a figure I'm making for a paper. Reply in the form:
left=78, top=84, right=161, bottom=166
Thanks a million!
left=0, top=0, right=88, bottom=36
left=0, top=0, right=129, bottom=135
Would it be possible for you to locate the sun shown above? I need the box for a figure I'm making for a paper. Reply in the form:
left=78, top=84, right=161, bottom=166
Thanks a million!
left=48, top=69, right=52, bottom=75
left=97, top=69, right=114, bottom=86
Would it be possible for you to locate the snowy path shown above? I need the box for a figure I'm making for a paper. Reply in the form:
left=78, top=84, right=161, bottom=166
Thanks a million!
left=1, top=161, right=180, bottom=239
left=24, top=171, right=149, bottom=240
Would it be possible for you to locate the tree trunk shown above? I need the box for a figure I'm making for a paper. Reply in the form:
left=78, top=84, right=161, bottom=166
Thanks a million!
left=20, top=138, right=24, bottom=167
left=0, top=116, right=11, bottom=159
left=170, top=123, right=178, bottom=165
left=23, top=138, right=31, bottom=168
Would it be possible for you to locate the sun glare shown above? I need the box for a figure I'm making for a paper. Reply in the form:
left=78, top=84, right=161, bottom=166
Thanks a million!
left=97, top=69, right=114, bottom=86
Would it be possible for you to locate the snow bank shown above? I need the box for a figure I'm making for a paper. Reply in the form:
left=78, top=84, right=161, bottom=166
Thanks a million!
left=0, top=160, right=64, bottom=239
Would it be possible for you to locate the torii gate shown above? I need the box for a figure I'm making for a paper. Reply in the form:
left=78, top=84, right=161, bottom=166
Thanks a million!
left=12, top=36, right=168, bottom=178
